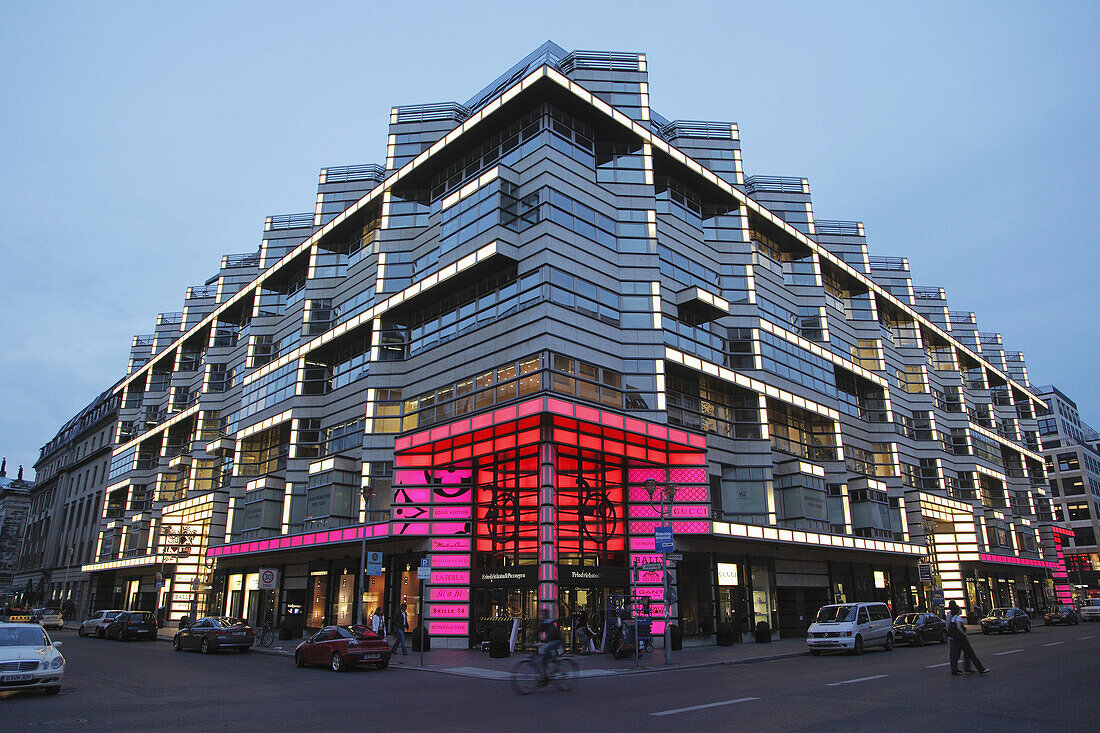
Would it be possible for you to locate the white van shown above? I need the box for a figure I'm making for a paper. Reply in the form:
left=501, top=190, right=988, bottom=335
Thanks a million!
left=806, top=602, right=894, bottom=655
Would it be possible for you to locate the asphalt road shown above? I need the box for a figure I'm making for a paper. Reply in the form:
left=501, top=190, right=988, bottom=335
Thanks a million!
left=3, top=623, right=1097, bottom=732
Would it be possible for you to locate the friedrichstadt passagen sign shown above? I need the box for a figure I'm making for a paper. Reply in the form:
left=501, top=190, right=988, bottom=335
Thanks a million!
left=470, top=565, right=630, bottom=586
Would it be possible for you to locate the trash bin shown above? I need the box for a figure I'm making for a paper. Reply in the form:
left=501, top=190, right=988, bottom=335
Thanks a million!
left=670, top=623, right=683, bottom=651
left=279, top=627, right=296, bottom=641
left=411, top=626, right=430, bottom=652
left=754, top=620, right=771, bottom=643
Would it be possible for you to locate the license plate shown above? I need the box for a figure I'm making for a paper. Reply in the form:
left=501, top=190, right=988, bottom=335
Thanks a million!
left=232, top=631, right=245, bottom=636
left=362, top=653, right=381, bottom=660
left=1, top=673, right=33, bottom=683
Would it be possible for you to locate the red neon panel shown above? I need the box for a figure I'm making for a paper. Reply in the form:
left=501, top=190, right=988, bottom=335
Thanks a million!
left=516, top=429, right=540, bottom=446
left=518, top=398, right=543, bottom=417
left=547, top=398, right=574, bottom=416
left=646, top=449, right=667, bottom=463
left=603, top=440, right=625, bottom=457
left=667, top=428, right=688, bottom=446
left=553, top=428, right=577, bottom=445
left=599, top=411, right=624, bottom=430
left=623, top=416, right=647, bottom=435
left=394, top=436, right=412, bottom=451
left=579, top=435, right=602, bottom=451
left=647, top=423, right=669, bottom=441
left=624, top=444, right=646, bottom=460
left=472, top=440, right=493, bottom=458
left=452, top=445, right=472, bottom=461
left=494, top=435, right=516, bottom=452
left=687, top=433, right=706, bottom=448
left=401, top=453, right=434, bottom=467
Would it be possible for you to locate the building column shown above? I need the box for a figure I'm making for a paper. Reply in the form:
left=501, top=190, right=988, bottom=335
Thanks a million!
left=538, top=437, right=558, bottom=616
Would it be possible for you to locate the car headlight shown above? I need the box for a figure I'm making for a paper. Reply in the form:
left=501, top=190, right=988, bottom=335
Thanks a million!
left=51, top=656, right=64, bottom=669
left=40, top=659, right=50, bottom=670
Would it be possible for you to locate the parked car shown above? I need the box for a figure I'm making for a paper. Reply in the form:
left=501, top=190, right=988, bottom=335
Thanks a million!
left=892, top=612, right=947, bottom=646
left=806, top=602, right=894, bottom=655
left=105, top=611, right=158, bottom=641
left=0, top=622, right=64, bottom=695
left=1043, top=605, right=1079, bottom=626
left=78, top=609, right=126, bottom=638
left=980, top=607, right=1031, bottom=634
left=173, top=617, right=254, bottom=653
left=34, top=609, right=64, bottom=631
left=1079, top=598, right=1100, bottom=622
left=294, top=625, right=392, bottom=671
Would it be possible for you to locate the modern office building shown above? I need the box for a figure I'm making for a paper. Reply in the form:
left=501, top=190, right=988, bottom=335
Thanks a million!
left=11, top=389, right=119, bottom=615
left=0, top=460, right=34, bottom=600
left=81, top=42, right=1067, bottom=646
left=1035, top=385, right=1100, bottom=601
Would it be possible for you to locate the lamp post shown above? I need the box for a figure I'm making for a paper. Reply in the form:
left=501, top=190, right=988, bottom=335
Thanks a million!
left=645, top=479, right=678, bottom=665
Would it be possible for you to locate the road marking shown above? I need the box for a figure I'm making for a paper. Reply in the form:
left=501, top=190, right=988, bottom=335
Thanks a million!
left=826, top=674, right=888, bottom=686
left=651, top=697, right=760, bottom=717
left=1078, top=636, right=1095, bottom=640
left=926, top=662, right=949, bottom=668
left=1042, top=641, right=1065, bottom=647
left=994, top=649, right=1024, bottom=656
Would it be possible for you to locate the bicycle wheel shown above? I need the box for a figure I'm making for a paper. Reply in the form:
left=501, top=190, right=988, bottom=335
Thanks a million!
left=551, top=658, right=578, bottom=692
left=259, top=628, right=274, bottom=647
left=510, top=660, right=540, bottom=695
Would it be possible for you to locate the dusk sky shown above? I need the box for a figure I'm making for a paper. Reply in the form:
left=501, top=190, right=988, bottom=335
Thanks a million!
left=1, top=1, right=1097, bottom=478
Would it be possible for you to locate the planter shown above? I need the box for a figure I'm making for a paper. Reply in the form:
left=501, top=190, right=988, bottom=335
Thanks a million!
left=410, top=627, right=430, bottom=652
left=715, top=624, right=735, bottom=646
left=488, top=640, right=510, bottom=658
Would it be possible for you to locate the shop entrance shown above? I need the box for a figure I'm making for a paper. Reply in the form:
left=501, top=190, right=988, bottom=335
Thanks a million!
left=472, top=586, right=538, bottom=650
left=559, top=586, right=624, bottom=654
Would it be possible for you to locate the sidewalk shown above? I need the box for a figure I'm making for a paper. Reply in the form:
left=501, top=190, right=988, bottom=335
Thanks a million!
left=153, top=621, right=1043, bottom=679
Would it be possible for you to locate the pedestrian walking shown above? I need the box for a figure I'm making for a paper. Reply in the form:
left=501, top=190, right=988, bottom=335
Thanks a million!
left=392, top=602, right=409, bottom=655
left=947, top=601, right=989, bottom=676
left=371, top=607, right=386, bottom=636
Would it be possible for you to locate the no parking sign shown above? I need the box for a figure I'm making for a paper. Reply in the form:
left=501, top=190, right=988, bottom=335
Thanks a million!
left=258, top=568, right=279, bottom=590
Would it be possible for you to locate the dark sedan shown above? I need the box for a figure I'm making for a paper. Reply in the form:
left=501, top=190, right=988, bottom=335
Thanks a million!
left=173, top=617, right=254, bottom=653
left=980, top=607, right=1031, bottom=634
left=105, top=611, right=158, bottom=641
left=294, top=625, right=392, bottom=672
left=1043, top=605, right=1079, bottom=626
left=892, top=612, right=947, bottom=646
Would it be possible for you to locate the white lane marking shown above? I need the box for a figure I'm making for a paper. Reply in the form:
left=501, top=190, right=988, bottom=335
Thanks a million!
left=1042, top=641, right=1065, bottom=647
left=826, top=674, right=889, bottom=686
left=651, top=697, right=760, bottom=717
left=1078, top=636, right=1095, bottom=640
left=994, top=649, right=1024, bottom=656
left=926, top=662, right=950, bottom=668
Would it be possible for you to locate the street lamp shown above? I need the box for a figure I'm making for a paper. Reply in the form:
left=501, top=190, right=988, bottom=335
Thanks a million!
left=645, top=478, right=678, bottom=665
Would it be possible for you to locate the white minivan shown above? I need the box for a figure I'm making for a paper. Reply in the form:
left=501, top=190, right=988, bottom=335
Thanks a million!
left=806, top=602, right=894, bottom=655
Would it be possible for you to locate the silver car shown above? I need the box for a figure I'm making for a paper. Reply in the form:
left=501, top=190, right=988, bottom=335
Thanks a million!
left=78, top=609, right=126, bottom=638
left=35, top=609, right=64, bottom=631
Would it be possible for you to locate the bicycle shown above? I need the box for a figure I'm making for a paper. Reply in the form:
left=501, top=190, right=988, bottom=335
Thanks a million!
left=257, top=621, right=274, bottom=648
left=509, top=651, right=578, bottom=695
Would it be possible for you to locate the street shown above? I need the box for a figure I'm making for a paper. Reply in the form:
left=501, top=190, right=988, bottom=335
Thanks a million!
left=3, top=623, right=1097, bottom=732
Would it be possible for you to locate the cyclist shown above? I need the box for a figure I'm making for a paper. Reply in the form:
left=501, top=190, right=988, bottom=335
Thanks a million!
left=536, top=607, right=563, bottom=685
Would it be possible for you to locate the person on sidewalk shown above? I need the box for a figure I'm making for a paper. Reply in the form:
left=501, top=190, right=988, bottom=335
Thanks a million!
left=371, top=607, right=386, bottom=637
left=947, top=601, right=989, bottom=676
left=392, top=603, right=409, bottom=655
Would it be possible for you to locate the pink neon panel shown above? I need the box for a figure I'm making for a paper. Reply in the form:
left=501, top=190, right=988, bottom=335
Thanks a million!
left=668, top=428, right=689, bottom=446
left=394, top=522, right=430, bottom=535
left=431, top=537, right=471, bottom=552
left=430, top=570, right=470, bottom=585
left=427, top=621, right=468, bottom=636
left=546, top=398, right=574, bottom=416
left=471, top=413, right=494, bottom=431
left=291, top=536, right=303, bottom=546
left=576, top=405, right=601, bottom=424
left=394, top=436, right=412, bottom=452
left=646, top=423, right=668, bottom=441
left=430, top=522, right=468, bottom=535
left=631, top=537, right=656, bottom=551
left=430, top=554, right=471, bottom=568
left=669, top=467, right=707, bottom=483
left=635, top=569, right=664, bottom=583
left=517, top=398, right=543, bottom=417
left=433, top=506, right=472, bottom=520
left=429, top=587, right=470, bottom=602
left=628, top=467, right=664, bottom=484
left=428, top=605, right=470, bottom=618
left=636, top=586, right=664, bottom=600
left=630, top=553, right=666, bottom=565
left=600, top=411, right=624, bottom=430
left=623, top=417, right=647, bottom=436
left=687, top=433, right=706, bottom=448
left=650, top=621, right=666, bottom=635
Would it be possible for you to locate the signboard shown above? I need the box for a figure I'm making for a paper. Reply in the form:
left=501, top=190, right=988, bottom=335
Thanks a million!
left=654, top=525, right=674, bottom=553
left=665, top=553, right=683, bottom=562
left=931, top=589, right=945, bottom=607
left=717, top=562, right=739, bottom=586
left=918, top=563, right=933, bottom=584
left=366, top=551, right=383, bottom=577
left=417, top=558, right=431, bottom=580
left=639, top=563, right=663, bottom=572
left=258, top=568, right=279, bottom=590
left=471, top=566, right=538, bottom=587
left=557, top=564, right=630, bottom=586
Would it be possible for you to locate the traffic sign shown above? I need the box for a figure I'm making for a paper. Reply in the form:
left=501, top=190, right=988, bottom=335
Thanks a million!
left=654, top=525, right=674, bottom=553
left=258, top=568, right=279, bottom=590
left=639, top=563, right=663, bottom=571
left=417, top=557, right=431, bottom=580
left=665, top=553, right=683, bottom=562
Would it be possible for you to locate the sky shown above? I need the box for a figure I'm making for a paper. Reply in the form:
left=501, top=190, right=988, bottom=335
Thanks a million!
left=1, top=1, right=1097, bottom=479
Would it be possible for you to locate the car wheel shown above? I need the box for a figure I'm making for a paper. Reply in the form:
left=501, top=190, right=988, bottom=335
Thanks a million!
left=331, top=652, right=346, bottom=672
left=1010, top=622, right=1018, bottom=634
left=982, top=629, right=990, bottom=635
left=1073, top=617, right=1079, bottom=625
left=1024, top=621, right=1031, bottom=633
left=44, top=686, right=61, bottom=696
left=884, top=633, right=894, bottom=651
left=295, top=651, right=306, bottom=668
left=173, top=637, right=183, bottom=651
left=852, top=635, right=864, bottom=655
left=810, top=650, right=821, bottom=656
left=914, top=633, right=924, bottom=647
left=376, top=658, right=390, bottom=669
left=78, top=626, right=86, bottom=638
left=96, top=628, right=104, bottom=638
left=201, top=637, right=213, bottom=654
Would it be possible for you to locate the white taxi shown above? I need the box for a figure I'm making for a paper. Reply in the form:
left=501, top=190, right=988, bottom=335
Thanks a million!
left=0, top=622, right=65, bottom=695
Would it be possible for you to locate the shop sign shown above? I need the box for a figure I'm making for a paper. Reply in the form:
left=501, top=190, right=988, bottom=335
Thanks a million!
left=366, top=552, right=383, bottom=576
left=557, top=564, right=630, bottom=586
left=918, top=563, right=933, bottom=584
left=471, top=566, right=538, bottom=587
left=717, top=562, right=739, bottom=586
left=654, top=526, right=674, bottom=553
left=431, top=538, right=471, bottom=552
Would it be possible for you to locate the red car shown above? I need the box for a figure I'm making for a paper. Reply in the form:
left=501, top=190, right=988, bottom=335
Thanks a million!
left=1043, top=605, right=1079, bottom=626
left=295, top=625, right=391, bottom=672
